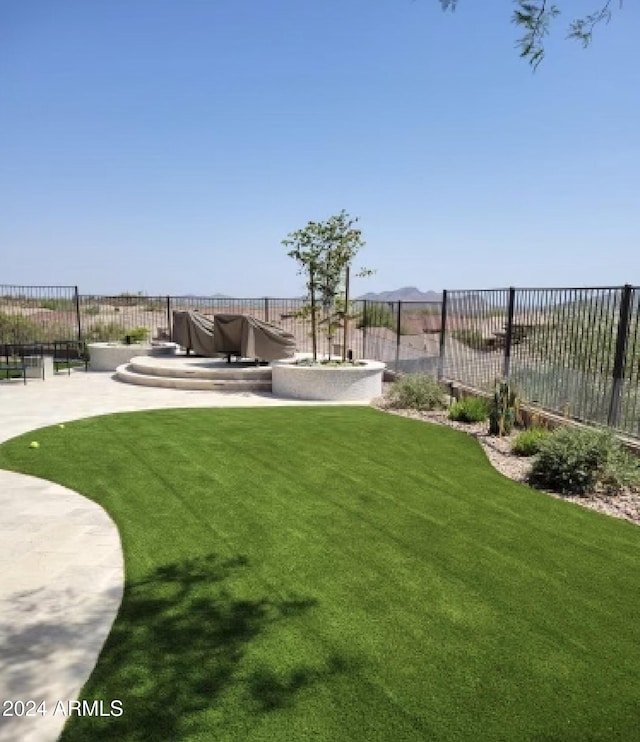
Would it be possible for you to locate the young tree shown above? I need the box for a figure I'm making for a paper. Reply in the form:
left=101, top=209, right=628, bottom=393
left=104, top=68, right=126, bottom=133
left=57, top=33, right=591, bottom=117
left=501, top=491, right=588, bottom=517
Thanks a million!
left=438, top=0, right=620, bottom=68
left=282, top=210, right=372, bottom=361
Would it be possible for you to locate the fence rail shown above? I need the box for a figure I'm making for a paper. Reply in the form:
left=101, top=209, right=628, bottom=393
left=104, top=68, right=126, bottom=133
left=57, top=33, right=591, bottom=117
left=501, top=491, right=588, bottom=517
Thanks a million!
left=1, top=284, right=638, bottom=437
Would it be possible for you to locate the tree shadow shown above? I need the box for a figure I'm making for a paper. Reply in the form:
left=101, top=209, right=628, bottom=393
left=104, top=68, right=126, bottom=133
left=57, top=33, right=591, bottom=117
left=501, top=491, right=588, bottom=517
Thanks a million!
left=0, top=582, right=123, bottom=695
left=247, top=653, right=359, bottom=712
left=57, top=552, right=330, bottom=741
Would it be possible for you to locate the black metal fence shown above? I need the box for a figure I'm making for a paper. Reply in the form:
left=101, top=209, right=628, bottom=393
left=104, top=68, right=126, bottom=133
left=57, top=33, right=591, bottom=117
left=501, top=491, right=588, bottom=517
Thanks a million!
left=440, top=286, right=640, bottom=437
left=0, top=285, right=80, bottom=344
left=2, top=283, right=639, bottom=437
left=0, top=287, right=443, bottom=369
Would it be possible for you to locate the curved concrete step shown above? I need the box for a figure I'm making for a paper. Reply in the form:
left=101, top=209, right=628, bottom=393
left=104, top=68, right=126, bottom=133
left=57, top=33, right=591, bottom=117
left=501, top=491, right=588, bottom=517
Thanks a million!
left=115, top=363, right=272, bottom=391
left=128, top=355, right=272, bottom=381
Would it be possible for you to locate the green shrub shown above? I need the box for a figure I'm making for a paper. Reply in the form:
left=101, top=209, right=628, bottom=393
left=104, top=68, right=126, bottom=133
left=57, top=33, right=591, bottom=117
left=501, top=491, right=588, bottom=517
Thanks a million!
left=528, top=427, right=640, bottom=495
left=387, top=374, right=446, bottom=411
left=0, top=312, right=41, bottom=344
left=358, top=304, right=395, bottom=331
left=511, top=428, right=551, bottom=456
left=123, top=326, right=149, bottom=343
left=39, top=298, right=75, bottom=311
left=448, top=396, right=489, bottom=423
left=85, top=321, right=123, bottom=342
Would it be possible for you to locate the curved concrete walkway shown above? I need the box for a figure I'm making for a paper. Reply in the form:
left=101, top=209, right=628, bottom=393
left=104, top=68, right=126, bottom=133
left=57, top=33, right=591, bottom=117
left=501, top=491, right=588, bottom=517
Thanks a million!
left=0, top=371, right=366, bottom=741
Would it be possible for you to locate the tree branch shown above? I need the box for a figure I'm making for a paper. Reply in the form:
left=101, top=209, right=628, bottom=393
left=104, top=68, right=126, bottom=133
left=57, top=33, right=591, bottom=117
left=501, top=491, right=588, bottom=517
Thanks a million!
left=567, top=0, right=614, bottom=48
left=437, top=0, right=621, bottom=68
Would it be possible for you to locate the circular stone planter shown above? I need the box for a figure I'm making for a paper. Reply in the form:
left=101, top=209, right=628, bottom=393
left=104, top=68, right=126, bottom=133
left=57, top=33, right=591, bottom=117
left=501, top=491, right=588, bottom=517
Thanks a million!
left=87, top=342, right=152, bottom=372
left=271, top=358, right=385, bottom=401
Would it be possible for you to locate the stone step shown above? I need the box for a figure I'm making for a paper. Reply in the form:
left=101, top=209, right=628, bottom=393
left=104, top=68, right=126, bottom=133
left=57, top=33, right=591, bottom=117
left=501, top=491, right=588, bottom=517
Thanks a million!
left=115, top=364, right=272, bottom=392
left=128, top=355, right=272, bottom=381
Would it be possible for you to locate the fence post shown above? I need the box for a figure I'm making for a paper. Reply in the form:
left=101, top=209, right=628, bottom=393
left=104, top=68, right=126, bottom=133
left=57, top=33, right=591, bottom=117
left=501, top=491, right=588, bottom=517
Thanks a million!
left=438, top=290, right=448, bottom=380
left=166, top=296, right=172, bottom=340
left=395, top=301, right=402, bottom=371
left=502, top=287, right=516, bottom=379
left=362, top=300, right=368, bottom=359
left=74, top=286, right=82, bottom=343
left=607, top=284, right=633, bottom=428
left=264, top=297, right=270, bottom=323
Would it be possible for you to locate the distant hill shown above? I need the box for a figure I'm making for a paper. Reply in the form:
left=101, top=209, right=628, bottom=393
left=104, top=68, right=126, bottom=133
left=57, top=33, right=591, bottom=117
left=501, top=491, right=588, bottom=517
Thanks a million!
left=357, top=287, right=442, bottom=302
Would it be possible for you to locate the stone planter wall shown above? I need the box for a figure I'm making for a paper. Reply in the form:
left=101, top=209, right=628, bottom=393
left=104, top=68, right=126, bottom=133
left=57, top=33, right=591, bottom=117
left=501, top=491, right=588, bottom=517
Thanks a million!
left=271, top=359, right=385, bottom=401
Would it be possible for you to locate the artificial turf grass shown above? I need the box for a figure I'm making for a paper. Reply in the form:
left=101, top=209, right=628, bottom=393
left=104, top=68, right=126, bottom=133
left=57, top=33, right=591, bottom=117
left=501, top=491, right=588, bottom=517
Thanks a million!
left=1, top=407, right=639, bottom=741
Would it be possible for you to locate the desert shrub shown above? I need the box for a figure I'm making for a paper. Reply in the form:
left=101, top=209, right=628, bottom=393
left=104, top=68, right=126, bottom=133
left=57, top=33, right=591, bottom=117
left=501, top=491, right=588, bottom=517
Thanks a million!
left=528, top=427, right=640, bottom=495
left=358, top=304, right=396, bottom=331
left=39, top=298, right=75, bottom=311
left=511, top=427, right=551, bottom=456
left=84, top=321, right=123, bottom=342
left=448, top=396, right=489, bottom=423
left=144, top=301, right=164, bottom=312
left=0, top=312, right=41, bottom=343
left=123, top=326, right=149, bottom=343
left=387, top=374, right=446, bottom=411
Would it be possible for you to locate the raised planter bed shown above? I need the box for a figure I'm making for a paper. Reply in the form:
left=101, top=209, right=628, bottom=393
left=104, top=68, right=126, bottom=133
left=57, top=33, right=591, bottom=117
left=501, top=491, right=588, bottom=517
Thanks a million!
left=87, top=342, right=151, bottom=372
left=271, top=357, right=385, bottom=401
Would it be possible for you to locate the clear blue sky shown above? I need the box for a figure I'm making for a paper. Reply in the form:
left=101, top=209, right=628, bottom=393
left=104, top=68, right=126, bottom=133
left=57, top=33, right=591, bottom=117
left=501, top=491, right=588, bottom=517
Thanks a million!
left=1, top=0, right=638, bottom=297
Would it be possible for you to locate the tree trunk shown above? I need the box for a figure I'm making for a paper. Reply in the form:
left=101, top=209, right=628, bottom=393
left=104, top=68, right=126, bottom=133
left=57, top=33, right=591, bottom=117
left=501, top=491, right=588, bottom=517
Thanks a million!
left=310, top=265, right=317, bottom=361
left=342, top=265, right=350, bottom=362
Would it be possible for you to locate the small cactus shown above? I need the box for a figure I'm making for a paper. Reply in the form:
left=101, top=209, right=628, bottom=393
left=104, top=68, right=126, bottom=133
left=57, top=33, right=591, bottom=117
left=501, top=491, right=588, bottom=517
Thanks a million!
left=489, top=380, right=520, bottom=437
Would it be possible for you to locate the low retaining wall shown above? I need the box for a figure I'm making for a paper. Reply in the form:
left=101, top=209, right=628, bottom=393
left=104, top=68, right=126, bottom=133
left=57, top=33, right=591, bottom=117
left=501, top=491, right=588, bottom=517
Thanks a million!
left=87, top=343, right=152, bottom=372
left=271, top=359, right=385, bottom=401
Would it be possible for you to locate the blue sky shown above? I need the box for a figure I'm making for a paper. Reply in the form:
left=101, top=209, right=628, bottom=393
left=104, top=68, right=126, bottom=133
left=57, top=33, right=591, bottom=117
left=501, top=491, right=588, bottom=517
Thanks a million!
left=1, top=0, right=638, bottom=297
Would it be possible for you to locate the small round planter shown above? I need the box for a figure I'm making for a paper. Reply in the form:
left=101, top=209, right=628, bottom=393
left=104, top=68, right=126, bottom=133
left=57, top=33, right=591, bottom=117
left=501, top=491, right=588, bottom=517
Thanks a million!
left=87, top=342, right=151, bottom=372
left=271, top=358, right=385, bottom=401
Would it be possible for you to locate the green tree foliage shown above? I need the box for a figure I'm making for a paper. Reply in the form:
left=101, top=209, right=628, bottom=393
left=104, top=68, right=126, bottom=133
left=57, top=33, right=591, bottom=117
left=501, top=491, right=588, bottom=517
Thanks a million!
left=439, top=0, right=619, bottom=68
left=282, top=210, right=371, bottom=361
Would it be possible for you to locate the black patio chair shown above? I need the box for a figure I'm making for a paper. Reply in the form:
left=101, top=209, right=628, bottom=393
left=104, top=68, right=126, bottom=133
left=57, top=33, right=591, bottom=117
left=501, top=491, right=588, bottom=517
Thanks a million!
left=53, top=340, right=89, bottom=375
left=0, top=344, right=27, bottom=384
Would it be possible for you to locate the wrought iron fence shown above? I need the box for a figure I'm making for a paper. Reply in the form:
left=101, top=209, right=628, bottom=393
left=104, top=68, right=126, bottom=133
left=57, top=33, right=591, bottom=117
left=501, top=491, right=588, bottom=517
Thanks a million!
left=358, top=300, right=442, bottom=373
left=1, top=283, right=638, bottom=437
left=0, top=285, right=79, bottom=343
left=440, top=286, right=640, bottom=437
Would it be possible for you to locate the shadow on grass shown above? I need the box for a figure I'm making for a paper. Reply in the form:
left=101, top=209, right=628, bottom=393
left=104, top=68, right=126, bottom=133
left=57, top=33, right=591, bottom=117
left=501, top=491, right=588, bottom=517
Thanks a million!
left=59, top=552, right=330, bottom=741
left=247, top=653, right=357, bottom=712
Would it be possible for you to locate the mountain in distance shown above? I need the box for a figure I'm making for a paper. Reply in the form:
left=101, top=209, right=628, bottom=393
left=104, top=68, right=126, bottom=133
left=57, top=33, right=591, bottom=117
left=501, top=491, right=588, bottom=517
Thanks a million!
left=356, top=286, right=442, bottom=302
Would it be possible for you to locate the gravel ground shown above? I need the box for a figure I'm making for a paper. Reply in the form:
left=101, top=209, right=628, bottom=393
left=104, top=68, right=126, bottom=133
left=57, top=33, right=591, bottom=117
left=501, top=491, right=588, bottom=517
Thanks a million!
left=372, top=400, right=640, bottom=527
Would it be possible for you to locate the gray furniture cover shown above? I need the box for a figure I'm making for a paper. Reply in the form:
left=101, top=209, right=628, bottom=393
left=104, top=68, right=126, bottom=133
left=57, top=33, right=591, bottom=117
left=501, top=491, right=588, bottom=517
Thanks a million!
left=172, top=310, right=296, bottom=360
left=213, top=314, right=296, bottom=360
left=172, top=310, right=217, bottom=357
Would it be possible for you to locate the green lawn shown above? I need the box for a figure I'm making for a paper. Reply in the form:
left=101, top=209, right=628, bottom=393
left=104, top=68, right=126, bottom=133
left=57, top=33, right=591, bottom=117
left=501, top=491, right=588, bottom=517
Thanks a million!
left=1, top=406, right=639, bottom=741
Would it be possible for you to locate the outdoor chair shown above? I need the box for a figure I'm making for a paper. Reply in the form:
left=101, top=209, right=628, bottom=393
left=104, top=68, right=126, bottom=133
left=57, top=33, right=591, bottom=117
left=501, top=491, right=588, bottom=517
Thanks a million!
left=53, top=340, right=89, bottom=375
left=0, top=344, right=27, bottom=384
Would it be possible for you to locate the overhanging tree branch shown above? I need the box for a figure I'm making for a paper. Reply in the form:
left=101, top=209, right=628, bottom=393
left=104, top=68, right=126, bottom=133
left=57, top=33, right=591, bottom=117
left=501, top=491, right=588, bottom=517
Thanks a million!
left=567, top=0, right=614, bottom=48
left=437, top=0, right=622, bottom=67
